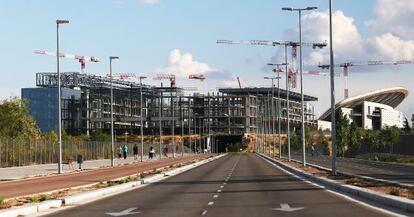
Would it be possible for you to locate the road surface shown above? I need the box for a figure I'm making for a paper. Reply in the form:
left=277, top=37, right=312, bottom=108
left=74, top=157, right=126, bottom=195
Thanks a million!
left=46, top=153, right=392, bottom=217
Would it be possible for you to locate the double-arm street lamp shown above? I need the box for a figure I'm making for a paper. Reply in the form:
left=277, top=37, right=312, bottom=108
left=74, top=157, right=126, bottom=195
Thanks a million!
left=282, top=6, right=318, bottom=166
left=264, top=76, right=281, bottom=158
left=109, top=56, right=119, bottom=167
left=267, top=63, right=287, bottom=159
left=56, top=19, right=69, bottom=174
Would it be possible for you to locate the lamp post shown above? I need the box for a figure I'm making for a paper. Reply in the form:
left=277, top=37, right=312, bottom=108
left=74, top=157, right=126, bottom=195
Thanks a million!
left=264, top=76, right=278, bottom=158
left=329, top=0, right=337, bottom=176
left=139, top=76, right=147, bottom=162
left=56, top=19, right=69, bottom=174
left=159, top=92, right=162, bottom=159
left=267, top=63, right=286, bottom=159
left=282, top=6, right=318, bottom=166
left=109, top=56, right=119, bottom=167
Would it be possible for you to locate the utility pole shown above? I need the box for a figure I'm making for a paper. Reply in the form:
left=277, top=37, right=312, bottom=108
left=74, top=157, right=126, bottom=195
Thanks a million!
left=109, top=56, right=119, bottom=167
left=139, top=76, right=147, bottom=162
left=329, top=0, right=337, bottom=175
left=159, top=91, right=162, bottom=159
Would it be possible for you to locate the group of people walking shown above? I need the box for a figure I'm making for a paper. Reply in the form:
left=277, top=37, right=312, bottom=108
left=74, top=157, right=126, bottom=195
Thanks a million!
left=116, top=144, right=159, bottom=160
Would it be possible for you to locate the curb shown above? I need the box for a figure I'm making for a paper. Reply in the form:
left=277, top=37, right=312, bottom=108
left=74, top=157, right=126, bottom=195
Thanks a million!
left=258, top=153, right=414, bottom=214
left=288, top=158, right=414, bottom=189
left=0, top=154, right=226, bottom=217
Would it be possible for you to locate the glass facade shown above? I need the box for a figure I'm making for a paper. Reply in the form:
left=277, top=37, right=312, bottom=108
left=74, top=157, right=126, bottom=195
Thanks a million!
left=21, top=88, right=81, bottom=133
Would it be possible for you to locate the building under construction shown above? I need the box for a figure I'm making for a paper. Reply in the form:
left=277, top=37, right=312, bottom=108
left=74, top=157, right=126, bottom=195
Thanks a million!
left=22, top=72, right=318, bottom=149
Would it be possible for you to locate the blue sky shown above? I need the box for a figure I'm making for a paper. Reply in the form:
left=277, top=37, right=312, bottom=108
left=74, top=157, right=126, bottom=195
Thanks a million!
left=1, top=0, right=413, bottom=118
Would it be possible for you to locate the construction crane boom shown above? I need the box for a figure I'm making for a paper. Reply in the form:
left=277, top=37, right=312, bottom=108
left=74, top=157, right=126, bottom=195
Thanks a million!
left=318, top=59, right=412, bottom=98
left=153, top=73, right=176, bottom=87
left=217, top=39, right=327, bottom=48
left=188, top=74, right=206, bottom=81
left=34, top=50, right=99, bottom=73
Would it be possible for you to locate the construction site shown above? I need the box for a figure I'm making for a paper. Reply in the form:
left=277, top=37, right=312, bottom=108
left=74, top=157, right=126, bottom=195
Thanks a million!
left=22, top=70, right=318, bottom=153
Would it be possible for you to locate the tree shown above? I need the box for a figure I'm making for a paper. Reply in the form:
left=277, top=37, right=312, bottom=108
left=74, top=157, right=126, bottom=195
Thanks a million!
left=403, top=118, right=411, bottom=134
left=380, top=126, right=400, bottom=153
left=335, top=109, right=350, bottom=157
left=412, top=114, right=414, bottom=130
left=347, top=122, right=360, bottom=156
left=0, top=97, right=40, bottom=139
left=362, top=130, right=379, bottom=152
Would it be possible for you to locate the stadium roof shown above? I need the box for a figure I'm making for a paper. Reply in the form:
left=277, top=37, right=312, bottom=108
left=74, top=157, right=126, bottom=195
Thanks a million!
left=319, top=86, right=408, bottom=121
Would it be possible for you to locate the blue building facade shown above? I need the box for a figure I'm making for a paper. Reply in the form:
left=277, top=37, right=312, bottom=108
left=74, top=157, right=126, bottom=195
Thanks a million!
left=21, top=88, right=81, bottom=133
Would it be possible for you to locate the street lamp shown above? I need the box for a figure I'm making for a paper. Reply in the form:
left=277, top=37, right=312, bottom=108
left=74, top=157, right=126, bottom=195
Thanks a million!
left=109, top=56, right=119, bottom=167
left=139, top=76, right=147, bottom=162
left=56, top=19, right=69, bottom=174
left=329, top=0, right=337, bottom=176
left=264, top=76, right=281, bottom=158
left=267, top=63, right=286, bottom=159
left=282, top=6, right=318, bottom=166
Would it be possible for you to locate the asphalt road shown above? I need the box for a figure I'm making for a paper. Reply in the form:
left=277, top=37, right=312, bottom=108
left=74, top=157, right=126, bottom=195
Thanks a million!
left=46, top=154, right=392, bottom=217
left=291, top=153, right=414, bottom=185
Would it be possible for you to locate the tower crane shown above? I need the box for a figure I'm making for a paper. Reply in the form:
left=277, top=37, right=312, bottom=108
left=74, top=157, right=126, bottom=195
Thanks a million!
left=217, top=39, right=326, bottom=88
left=153, top=73, right=176, bottom=87
left=34, top=50, right=100, bottom=73
left=188, top=74, right=206, bottom=81
left=318, top=60, right=412, bottom=98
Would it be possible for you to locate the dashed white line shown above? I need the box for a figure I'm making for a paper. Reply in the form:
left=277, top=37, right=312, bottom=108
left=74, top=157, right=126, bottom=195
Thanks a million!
left=220, top=186, right=224, bottom=188
left=217, top=189, right=222, bottom=193
left=201, top=210, right=208, bottom=215
left=213, top=194, right=219, bottom=198
left=208, top=201, right=214, bottom=206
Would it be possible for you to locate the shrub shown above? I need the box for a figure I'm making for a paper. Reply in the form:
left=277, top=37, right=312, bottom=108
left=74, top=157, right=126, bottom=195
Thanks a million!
left=39, top=194, right=49, bottom=202
left=30, top=196, right=41, bottom=203
left=389, top=187, right=401, bottom=196
left=0, top=195, right=4, bottom=204
left=408, top=188, right=414, bottom=200
left=140, top=173, right=146, bottom=179
left=107, top=181, right=114, bottom=187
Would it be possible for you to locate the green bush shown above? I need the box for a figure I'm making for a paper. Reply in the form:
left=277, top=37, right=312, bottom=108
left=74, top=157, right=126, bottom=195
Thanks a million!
left=107, top=181, right=114, bottom=187
left=30, top=196, right=40, bottom=203
left=140, top=173, right=146, bottom=179
left=39, top=194, right=49, bottom=202
left=0, top=195, right=4, bottom=204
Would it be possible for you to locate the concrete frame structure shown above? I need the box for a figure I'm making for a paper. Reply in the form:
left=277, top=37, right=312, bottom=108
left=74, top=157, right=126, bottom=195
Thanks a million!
left=24, top=72, right=318, bottom=138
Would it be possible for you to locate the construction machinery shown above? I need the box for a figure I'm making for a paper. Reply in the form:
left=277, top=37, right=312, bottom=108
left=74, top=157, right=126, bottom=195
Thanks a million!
left=217, top=39, right=327, bottom=89
left=153, top=73, right=176, bottom=87
left=319, top=60, right=412, bottom=98
left=34, top=50, right=99, bottom=73
left=189, top=74, right=206, bottom=81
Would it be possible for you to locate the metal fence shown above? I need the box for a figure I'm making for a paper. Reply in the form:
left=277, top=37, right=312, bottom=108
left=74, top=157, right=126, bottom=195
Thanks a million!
left=0, top=138, right=190, bottom=168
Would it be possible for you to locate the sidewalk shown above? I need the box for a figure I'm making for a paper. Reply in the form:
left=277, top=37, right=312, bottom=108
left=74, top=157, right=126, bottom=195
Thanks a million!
left=0, top=153, right=193, bottom=181
left=0, top=154, right=207, bottom=199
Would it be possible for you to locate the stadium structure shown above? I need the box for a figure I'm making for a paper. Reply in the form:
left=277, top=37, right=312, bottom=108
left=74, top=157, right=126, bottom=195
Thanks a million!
left=318, top=87, right=408, bottom=130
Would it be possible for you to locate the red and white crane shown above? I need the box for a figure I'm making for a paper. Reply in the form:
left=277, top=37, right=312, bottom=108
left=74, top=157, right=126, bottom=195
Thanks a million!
left=34, top=50, right=100, bottom=73
left=318, top=60, right=413, bottom=98
left=188, top=74, right=206, bottom=81
left=217, top=39, right=327, bottom=89
left=153, top=73, right=176, bottom=87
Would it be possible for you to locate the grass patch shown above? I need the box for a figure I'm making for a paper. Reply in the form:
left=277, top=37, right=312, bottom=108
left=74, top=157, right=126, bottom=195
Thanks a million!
left=39, top=194, right=49, bottom=202
left=29, top=196, right=40, bottom=203
left=0, top=195, right=4, bottom=204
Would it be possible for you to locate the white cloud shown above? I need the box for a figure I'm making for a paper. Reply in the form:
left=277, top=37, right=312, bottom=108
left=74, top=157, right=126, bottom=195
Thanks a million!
left=139, top=0, right=159, bottom=5
left=294, top=10, right=414, bottom=66
left=366, top=0, right=414, bottom=39
left=156, top=49, right=217, bottom=78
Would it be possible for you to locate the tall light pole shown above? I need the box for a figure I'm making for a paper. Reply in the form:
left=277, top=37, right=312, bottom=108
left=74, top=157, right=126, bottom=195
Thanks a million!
left=109, top=56, right=119, bottom=167
left=159, top=92, right=162, bottom=159
left=282, top=6, right=318, bottom=166
left=264, top=77, right=277, bottom=158
left=285, top=45, right=291, bottom=161
left=56, top=19, right=69, bottom=174
left=329, top=0, right=337, bottom=176
left=139, top=76, right=147, bottom=162
left=267, top=63, right=286, bottom=159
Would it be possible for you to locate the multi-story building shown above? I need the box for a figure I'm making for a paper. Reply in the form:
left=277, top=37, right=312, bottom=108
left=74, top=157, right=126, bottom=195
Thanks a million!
left=23, top=72, right=318, bottom=138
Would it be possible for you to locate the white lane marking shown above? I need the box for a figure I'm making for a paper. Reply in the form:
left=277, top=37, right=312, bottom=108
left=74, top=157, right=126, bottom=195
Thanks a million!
left=201, top=210, right=208, bottom=215
left=208, top=201, right=214, bottom=206
left=213, top=194, right=219, bottom=198
left=106, top=208, right=140, bottom=216
left=217, top=189, right=222, bottom=193
left=220, top=186, right=224, bottom=188
left=270, top=203, right=305, bottom=212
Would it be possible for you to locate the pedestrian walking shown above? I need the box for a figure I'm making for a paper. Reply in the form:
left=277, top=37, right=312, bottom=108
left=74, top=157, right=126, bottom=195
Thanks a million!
left=117, top=145, right=122, bottom=159
left=133, top=144, right=138, bottom=160
left=149, top=146, right=155, bottom=159
left=163, top=146, right=169, bottom=157
left=123, top=144, right=128, bottom=160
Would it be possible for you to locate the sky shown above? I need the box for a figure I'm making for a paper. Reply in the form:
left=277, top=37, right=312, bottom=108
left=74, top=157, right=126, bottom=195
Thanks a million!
left=0, top=0, right=413, bottom=119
